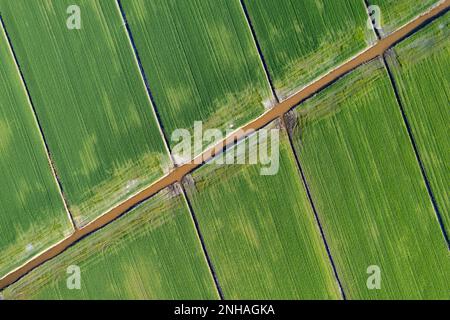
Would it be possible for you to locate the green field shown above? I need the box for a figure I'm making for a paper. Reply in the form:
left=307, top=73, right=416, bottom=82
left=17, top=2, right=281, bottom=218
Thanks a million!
left=1, top=0, right=448, bottom=301
left=243, top=0, right=376, bottom=98
left=120, top=0, right=273, bottom=158
left=368, top=0, right=440, bottom=36
left=289, top=59, right=450, bottom=299
left=0, top=26, right=72, bottom=278
left=1, top=187, right=218, bottom=299
left=184, top=124, right=341, bottom=299
left=0, top=0, right=170, bottom=226
left=386, top=13, right=450, bottom=236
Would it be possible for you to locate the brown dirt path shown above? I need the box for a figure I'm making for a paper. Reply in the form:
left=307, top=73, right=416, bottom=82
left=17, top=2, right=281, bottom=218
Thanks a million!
left=1, top=0, right=448, bottom=291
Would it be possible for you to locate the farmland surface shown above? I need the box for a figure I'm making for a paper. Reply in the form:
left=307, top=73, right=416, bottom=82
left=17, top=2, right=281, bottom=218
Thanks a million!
left=0, top=0, right=170, bottom=226
left=0, top=187, right=218, bottom=299
left=289, top=59, right=450, bottom=299
left=386, top=13, right=450, bottom=236
left=0, top=0, right=449, bottom=300
left=184, top=124, right=341, bottom=299
left=368, top=0, right=441, bottom=36
left=243, top=0, right=376, bottom=98
left=120, top=0, right=273, bottom=158
left=0, top=23, right=72, bottom=278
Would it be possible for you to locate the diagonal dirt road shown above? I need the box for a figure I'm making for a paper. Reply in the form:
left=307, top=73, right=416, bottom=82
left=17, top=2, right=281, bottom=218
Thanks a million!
left=1, top=0, right=448, bottom=291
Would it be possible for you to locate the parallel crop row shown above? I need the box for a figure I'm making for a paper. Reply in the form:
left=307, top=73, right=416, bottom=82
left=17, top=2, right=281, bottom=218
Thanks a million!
left=288, top=58, right=450, bottom=299
left=0, top=0, right=447, bottom=299
left=0, top=0, right=170, bottom=228
left=0, top=23, right=72, bottom=277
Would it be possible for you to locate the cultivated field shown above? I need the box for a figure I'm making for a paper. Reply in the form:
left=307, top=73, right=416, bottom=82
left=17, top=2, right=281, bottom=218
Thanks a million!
left=120, top=0, right=273, bottom=157
left=0, top=187, right=218, bottom=299
left=0, top=25, right=73, bottom=278
left=243, top=0, right=375, bottom=99
left=386, top=13, right=450, bottom=236
left=368, top=0, right=441, bottom=36
left=289, top=59, right=450, bottom=299
left=184, top=124, right=341, bottom=299
left=0, top=0, right=448, bottom=300
left=0, top=0, right=170, bottom=226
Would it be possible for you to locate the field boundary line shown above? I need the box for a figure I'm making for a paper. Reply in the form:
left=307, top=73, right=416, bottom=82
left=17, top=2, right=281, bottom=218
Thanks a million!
left=180, top=183, right=225, bottom=300
left=0, top=15, right=76, bottom=231
left=238, top=0, right=280, bottom=103
left=383, top=59, right=450, bottom=249
left=363, top=0, right=450, bottom=249
left=1, top=0, right=448, bottom=290
left=115, top=0, right=174, bottom=164
left=282, top=116, right=346, bottom=300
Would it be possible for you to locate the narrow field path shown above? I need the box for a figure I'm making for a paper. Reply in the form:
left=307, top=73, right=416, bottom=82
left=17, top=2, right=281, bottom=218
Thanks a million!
left=1, top=0, right=448, bottom=291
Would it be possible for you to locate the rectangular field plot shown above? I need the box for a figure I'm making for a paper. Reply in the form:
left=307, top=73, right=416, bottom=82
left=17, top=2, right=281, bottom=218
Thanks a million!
left=243, top=0, right=376, bottom=99
left=0, top=26, right=72, bottom=278
left=1, top=187, right=218, bottom=299
left=0, top=0, right=170, bottom=226
left=386, top=13, right=450, bottom=236
left=184, top=124, right=341, bottom=299
left=120, top=0, right=273, bottom=158
left=368, top=0, right=441, bottom=36
left=288, top=59, right=450, bottom=299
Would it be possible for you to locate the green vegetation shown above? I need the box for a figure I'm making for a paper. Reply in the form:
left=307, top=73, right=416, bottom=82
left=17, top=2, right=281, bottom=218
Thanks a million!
left=120, top=0, right=273, bottom=156
left=386, top=13, right=450, bottom=235
left=0, top=26, right=72, bottom=278
left=184, top=124, right=341, bottom=299
left=289, top=59, right=450, bottom=299
left=1, top=187, right=218, bottom=299
left=368, top=0, right=440, bottom=36
left=0, top=0, right=170, bottom=226
left=243, top=0, right=376, bottom=98
left=1, top=0, right=447, bottom=301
